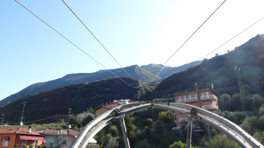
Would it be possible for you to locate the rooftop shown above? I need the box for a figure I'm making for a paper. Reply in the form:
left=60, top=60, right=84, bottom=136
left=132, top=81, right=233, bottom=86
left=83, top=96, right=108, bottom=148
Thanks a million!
left=0, top=128, right=41, bottom=136
left=172, top=88, right=219, bottom=97
left=37, top=129, right=79, bottom=136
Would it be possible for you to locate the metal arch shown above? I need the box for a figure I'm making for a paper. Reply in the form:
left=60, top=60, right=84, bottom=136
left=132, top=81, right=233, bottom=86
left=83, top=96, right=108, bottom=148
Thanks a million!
left=169, top=102, right=264, bottom=148
left=70, top=102, right=140, bottom=148
left=71, top=103, right=263, bottom=148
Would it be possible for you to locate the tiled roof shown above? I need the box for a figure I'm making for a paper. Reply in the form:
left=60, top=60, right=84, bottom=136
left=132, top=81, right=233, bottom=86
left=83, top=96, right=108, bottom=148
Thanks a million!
left=0, top=128, right=41, bottom=135
left=37, top=129, right=79, bottom=136
left=172, top=88, right=219, bottom=96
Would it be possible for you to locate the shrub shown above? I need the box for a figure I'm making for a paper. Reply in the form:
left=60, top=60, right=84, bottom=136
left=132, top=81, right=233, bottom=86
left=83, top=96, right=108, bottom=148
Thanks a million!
left=23, top=145, right=27, bottom=148
left=135, top=139, right=150, bottom=148
left=15, top=144, right=19, bottom=147
left=29, top=145, right=33, bottom=148
left=146, top=118, right=153, bottom=127
left=168, top=141, right=186, bottom=148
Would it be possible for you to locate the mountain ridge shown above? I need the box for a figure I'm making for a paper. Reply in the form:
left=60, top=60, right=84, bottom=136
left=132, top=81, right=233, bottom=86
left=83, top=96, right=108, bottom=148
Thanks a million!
left=1, top=62, right=200, bottom=104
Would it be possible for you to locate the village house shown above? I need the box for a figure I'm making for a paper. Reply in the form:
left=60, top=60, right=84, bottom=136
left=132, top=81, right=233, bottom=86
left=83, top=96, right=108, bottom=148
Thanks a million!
left=76, top=111, right=95, bottom=119
left=94, top=99, right=131, bottom=117
left=0, top=127, right=44, bottom=148
left=37, top=129, right=97, bottom=148
left=173, top=88, right=220, bottom=129
left=95, top=106, right=111, bottom=117
left=113, top=99, right=131, bottom=105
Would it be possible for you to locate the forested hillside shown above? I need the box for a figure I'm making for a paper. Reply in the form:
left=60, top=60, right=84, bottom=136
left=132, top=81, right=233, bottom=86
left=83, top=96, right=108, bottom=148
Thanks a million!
left=1, top=62, right=200, bottom=105
left=142, top=34, right=264, bottom=101
left=0, top=77, right=142, bottom=123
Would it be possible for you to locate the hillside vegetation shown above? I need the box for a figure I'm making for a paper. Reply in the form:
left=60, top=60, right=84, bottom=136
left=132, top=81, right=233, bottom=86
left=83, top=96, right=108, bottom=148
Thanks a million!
left=0, top=77, right=142, bottom=123
left=142, top=34, right=264, bottom=101
left=1, top=62, right=200, bottom=105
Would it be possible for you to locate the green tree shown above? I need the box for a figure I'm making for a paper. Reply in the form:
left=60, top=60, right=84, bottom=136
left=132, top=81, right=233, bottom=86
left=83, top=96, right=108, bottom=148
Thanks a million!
left=146, top=118, right=153, bottom=127
left=109, top=125, right=119, bottom=137
left=124, top=115, right=136, bottom=145
left=158, top=110, right=176, bottom=124
left=102, top=133, right=118, bottom=148
left=59, top=119, right=65, bottom=123
left=154, top=120, right=166, bottom=136
left=168, top=141, right=186, bottom=148
left=135, top=139, right=150, bottom=148
left=235, top=113, right=245, bottom=124
left=240, top=116, right=258, bottom=135
left=253, top=131, right=264, bottom=145
left=259, top=105, right=264, bottom=116
left=96, top=129, right=105, bottom=146
left=221, top=94, right=231, bottom=111
left=257, top=115, right=264, bottom=131
left=252, top=94, right=264, bottom=109
left=227, top=114, right=238, bottom=124
left=200, top=134, right=240, bottom=148
left=82, top=115, right=93, bottom=126
left=232, top=93, right=242, bottom=111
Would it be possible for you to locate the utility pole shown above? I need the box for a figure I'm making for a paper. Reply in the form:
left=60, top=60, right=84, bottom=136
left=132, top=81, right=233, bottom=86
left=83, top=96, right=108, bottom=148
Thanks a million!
left=20, top=101, right=26, bottom=126
left=56, top=114, right=59, bottom=130
left=1, top=114, right=4, bottom=125
left=234, top=67, right=245, bottom=111
left=68, top=108, right=71, bottom=116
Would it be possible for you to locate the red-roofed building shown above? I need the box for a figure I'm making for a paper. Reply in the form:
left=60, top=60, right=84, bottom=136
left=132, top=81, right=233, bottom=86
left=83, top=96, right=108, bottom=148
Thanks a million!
left=0, top=127, right=44, bottom=148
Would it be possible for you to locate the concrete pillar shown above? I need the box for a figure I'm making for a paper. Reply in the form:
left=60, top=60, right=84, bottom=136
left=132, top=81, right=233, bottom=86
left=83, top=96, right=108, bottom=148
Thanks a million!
left=120, top=117, right=131, bottom=148
left=186, top=117, right=193, bottom=148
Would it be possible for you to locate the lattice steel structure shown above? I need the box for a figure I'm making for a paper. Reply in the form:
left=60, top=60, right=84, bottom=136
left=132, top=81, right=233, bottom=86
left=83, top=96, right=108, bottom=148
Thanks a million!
left=70, top=103, right=264, bottom=148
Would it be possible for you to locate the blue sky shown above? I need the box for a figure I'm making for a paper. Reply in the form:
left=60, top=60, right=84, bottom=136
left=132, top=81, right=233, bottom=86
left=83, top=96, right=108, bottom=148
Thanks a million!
left=1, top=0, right=264, bottom=100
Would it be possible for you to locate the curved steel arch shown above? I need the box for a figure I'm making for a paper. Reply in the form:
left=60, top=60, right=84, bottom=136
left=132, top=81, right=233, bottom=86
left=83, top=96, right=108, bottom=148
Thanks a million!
left=71, top=103, right=264, bottom=148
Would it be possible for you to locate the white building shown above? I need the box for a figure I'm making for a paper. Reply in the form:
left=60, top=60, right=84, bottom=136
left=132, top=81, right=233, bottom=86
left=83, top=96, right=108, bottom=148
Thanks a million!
left=113, top=99, right=131, bottom=105
left=76, top=111, right=95, bottom=119
left=37, top=129, right=97, bottom=148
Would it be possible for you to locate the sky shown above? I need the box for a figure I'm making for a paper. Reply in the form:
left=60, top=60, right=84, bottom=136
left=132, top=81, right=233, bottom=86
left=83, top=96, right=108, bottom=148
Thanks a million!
left=1, top=0, right=264, bottom=100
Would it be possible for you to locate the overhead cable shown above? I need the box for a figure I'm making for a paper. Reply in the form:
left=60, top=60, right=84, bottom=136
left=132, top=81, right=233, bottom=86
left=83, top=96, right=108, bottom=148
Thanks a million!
left=15, top=0, right=139, bottom=89
left=62, top=0, right=137, bottom=83
left=159, top=16, right=264, bottom=86
left=153, top=0, right=226, bottom=78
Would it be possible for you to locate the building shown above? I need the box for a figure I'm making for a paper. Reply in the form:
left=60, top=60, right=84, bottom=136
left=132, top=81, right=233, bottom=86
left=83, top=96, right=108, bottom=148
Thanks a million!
left=104, top=102, right=119, bottom=109
left=77, top=111, right=95, bottom=119
left=95, top=106, right=111, bottom=117
left=0, top=127, right=44, bottom=148
left=113, top=99, right=131, bottom=105
left=94, top=99, right=131, bottom=117
left=173, top=88, right=220, bottom=128
left=37, top=129, right=97, bottom=148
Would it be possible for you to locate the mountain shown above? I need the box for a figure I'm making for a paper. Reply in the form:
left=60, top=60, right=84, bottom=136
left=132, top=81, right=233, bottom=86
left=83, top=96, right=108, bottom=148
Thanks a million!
left=141, top=34, right=264, bottom=100
left=0, top=77, right=142, bottom=123
left=141, top=61, right=201, bottom=78
left=1, top=62, right=200, bottom=105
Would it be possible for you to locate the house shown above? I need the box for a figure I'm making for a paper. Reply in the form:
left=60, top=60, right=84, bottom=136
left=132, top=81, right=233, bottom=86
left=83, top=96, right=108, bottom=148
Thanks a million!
left=104, top=102, right=119, bottom=109
left=0, top=127, right=44, bottom=148
left=113, top=99, right=131, bottom=105
left=95, top=106, right=111, bottom=117
left=37, top=129, right=97, bottom=148
left=77, top=111, right=95, bottom=119
left=94, top=99, right=131, bottom=117
left=173, top=88, right=220, bottom=129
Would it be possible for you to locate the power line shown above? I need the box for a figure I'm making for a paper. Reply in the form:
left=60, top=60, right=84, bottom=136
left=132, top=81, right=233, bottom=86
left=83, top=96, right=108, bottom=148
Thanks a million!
left=159, top=16, right=264, bottom=87
left=23, top=115, right=55, bottom=124
left=153, top=0, right=226, bottom=78
left=7, top=114, right=71, bottom=125
left=61, top=0, right=137, bottom=83
left=15, top=0, right=139, bottom=89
